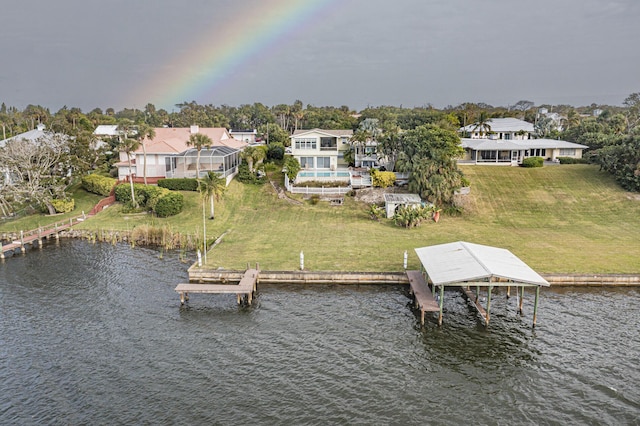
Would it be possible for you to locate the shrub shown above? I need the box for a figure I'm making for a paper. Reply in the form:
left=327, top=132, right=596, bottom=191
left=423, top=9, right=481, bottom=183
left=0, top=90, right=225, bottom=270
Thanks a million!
left=51, top=198, right=75, bottom=213
left=370, top=169, right=396, bottom=188
left=141, top=186, right=170, bottom=210
left=158, top=178, right=199, bottom=191
left=521, top=157, right=544, bottom=168
left=557, top=157, right=589, bottom=164
left=267, top=143, right=285, bottom=161
left=237, top=162, right=267, bottom=184
left=114, top=183, right=147, bottom=205
left=82, top=174, right=116, bottom=196
left=154, top=192, right=184, bottom=217
left=309, top=195, right=320, bottom=205
left=283, top=156, right=301, bottom=181
left=393, top=205, right=433, bottom=228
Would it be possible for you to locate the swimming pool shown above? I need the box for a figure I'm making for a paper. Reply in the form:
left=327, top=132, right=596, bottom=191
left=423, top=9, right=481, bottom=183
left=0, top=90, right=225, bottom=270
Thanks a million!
left=297, top=171, right=351, bottom=178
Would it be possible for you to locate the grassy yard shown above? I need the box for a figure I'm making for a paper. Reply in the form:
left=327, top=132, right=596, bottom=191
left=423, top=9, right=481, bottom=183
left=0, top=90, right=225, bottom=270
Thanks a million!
left=2, top=165, right=639, bottom=273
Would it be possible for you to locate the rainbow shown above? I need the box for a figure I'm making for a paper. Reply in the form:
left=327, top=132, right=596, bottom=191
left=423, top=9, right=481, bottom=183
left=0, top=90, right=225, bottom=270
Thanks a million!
left=132, top=0, right=339, bottom=109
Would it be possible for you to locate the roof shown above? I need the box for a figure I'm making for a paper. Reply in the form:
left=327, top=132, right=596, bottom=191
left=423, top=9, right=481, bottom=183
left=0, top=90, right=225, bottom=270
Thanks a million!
left=461, top=138, right=588, bottom=150
left=414, top=241, right=549, bottom=286
left=0, top=124, right=66, bottom=148
left=291, top=128, right=354, bottom=138
left=178, top=146, right=239, bottom=157
left=383, top=193, right=422, bottom=204
left=132, top=127, right=247, bottom=155
left=93, top=125, right=119, bottom=136
left=460, top=118, right=534, bottom=133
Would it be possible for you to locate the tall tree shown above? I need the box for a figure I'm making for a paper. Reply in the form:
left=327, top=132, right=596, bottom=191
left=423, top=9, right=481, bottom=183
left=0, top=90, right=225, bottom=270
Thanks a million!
left=0, top=133, right=69, bottom=215
left=186, top=132, right=213, bottom=180
left=199, top=171, right=226, bottom=219
left=395, top=125, right=464, bottom=207
left=117, top=119, right=140, bottom=208
left=136, top=123, right=156, bottom=185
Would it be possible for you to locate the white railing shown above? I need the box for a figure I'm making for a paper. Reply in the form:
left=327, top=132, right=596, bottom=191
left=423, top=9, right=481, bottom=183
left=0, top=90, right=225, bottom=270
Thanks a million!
left=289, top=186, right=352, bottom=195
left=285, top=175, right=351, bottom=195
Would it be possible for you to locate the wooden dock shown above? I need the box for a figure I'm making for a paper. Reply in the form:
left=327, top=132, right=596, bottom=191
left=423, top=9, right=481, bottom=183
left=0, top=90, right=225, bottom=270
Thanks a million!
left=175, top=268, right=259, bottom=306
left=406, top=270, right=441, bottom=325
left=1, top=219, right=78, bottom=259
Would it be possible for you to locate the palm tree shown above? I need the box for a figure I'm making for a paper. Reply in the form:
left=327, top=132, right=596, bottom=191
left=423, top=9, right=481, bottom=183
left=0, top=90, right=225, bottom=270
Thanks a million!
left=472, top=111, right=493, bottom=137
left=241, top=146, right=266, bottom=172
left=199, top=172, right=226, bottom=219
left=117, top=119, right=140, bottom=208
left=136, top=123, right=156, bottom=185
left=186, top=132, right=213, bottom=180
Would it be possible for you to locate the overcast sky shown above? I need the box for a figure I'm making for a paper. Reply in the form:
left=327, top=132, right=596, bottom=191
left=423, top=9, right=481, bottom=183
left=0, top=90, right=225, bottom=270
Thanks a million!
left=1, top=0, right=638, bottom=112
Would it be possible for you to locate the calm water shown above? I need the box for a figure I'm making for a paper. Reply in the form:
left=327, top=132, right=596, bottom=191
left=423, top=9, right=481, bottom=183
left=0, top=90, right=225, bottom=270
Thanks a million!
left=1, top=240, right=639, bottom=425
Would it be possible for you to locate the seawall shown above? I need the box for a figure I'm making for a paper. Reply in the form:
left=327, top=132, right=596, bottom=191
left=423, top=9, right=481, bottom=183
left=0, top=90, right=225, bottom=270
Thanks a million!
left=188, top=267, right=640, bottom=287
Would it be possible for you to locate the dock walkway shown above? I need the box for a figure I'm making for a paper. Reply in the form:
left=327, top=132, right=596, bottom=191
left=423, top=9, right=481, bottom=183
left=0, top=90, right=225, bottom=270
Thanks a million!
left=406, top=270, right=440, bottom=325
left=175, top=268, right=259, bottom=306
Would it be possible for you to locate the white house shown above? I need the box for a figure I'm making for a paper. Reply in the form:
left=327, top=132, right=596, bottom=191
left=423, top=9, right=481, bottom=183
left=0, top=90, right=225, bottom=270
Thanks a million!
left=230, top=129, right=258, bottom=144
left=290, top=128, right=353, bottom=170
left=459, top=117, right=588, bottom=165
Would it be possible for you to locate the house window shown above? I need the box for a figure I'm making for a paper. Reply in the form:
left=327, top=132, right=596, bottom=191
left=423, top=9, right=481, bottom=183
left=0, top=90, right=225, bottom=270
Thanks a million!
left=320, top=137, right=337, bottom=151
left=300, top=157, right=314, bottom=169
left=531, top=148, right=546, bottom=157
left=295, top=138, right=316, bottom=150
left=559, top=148, right=576, bottom=156
left=316, top=157, right=331, bottom=169
left=503, top=133, right=511, bottom=140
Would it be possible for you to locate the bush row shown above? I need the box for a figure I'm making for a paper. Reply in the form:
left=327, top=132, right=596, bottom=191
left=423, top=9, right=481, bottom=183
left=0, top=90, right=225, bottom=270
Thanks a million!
left=557, top=157, right=589, bottom=164
left=158, top=178, right=199, bottom=191
left=114, top=183, right=184, bottom=217
left=82, top=174, right=117, bottom=196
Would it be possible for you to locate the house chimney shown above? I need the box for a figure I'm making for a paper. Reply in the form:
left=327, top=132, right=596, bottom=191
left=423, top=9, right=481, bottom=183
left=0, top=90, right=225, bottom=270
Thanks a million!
left=190, top=125, right=199, bottom=134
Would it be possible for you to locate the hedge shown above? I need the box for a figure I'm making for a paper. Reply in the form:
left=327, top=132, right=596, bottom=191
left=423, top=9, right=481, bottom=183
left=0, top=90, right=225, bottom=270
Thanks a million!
left=51, top=198, right=75, bottom=213
left=370, top=169, right=396, bottom=188
left=114, top=183, right=147, bottom=205
left=521, top=157, right=544, bottom=168
left=557, top=157, right=589, bottom=164
left=82, top=174, right=116, bottom=196
left=142, top=186, right=171, bottom=210
left=158, top=178, right=199, bottom=191
left=154, top=192, right=184, bottom=217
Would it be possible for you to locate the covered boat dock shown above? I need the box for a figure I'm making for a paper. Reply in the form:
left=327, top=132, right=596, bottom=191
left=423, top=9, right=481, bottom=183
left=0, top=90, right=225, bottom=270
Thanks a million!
left=414, top=241, right=549, bottom=327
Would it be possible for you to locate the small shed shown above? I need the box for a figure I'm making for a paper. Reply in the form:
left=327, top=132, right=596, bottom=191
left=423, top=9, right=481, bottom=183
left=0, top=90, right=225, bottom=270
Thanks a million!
left=383, top=193, right=422, bottom=218
left=414, top=241, right=549, bottom=326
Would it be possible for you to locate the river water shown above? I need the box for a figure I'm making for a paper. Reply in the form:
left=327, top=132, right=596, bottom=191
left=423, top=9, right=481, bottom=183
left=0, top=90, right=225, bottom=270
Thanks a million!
left=1, top=240, right=638, bottom=425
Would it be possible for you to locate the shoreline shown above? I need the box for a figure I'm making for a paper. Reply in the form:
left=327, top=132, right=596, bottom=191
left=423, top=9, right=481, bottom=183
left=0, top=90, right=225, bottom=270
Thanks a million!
left=3, top=232, right=639, bottom=286
left=189, top=267, right=640, bottom=287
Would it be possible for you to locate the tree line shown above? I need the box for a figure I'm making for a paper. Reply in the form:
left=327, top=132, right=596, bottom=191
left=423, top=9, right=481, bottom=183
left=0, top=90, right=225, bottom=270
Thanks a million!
left=1, top=93, right=639, bottom=218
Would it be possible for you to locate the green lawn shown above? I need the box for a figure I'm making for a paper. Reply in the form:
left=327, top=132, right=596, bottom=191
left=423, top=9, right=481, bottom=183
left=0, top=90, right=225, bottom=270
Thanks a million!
left=3, top=165, right=639, bottom=273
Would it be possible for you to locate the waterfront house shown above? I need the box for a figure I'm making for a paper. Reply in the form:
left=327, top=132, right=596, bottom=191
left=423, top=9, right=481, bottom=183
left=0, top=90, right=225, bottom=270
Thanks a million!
left=114, top=126, right=246, bottom=184
left=458, top=117, right=588, bottom=165
left=290, top=128, right=353, bottom=171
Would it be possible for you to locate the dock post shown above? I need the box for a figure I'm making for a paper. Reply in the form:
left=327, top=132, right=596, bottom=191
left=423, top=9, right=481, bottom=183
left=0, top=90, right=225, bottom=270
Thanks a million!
left=180, top=292, right=185, bottom=305
left=55, top=223, right=59, bottom=239
left=486, top=286, right=493, bottom=325
left=237, top=294, right=241, bottom=305
left=533, top=286, right=540, bottom=327
left=38, top=227, right=43, bottom=247
left=506, top=285, right=511, bottom=298
left=0, top=241, right=4, bottom=260
left=475, top=285, right=480, bottom=303
left=438, top=285, right=444, bottom=326
left=300, top=251, right=304, bottom=270
left=20, top=231, right=25, bottom=253
left=519, top=286, right=525, bottom=314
